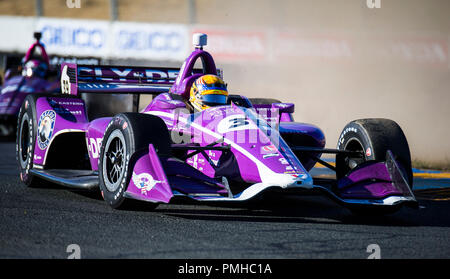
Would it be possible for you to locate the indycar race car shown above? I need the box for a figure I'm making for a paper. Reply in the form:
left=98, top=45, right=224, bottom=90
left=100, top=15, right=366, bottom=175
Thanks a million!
left=16, top=33, right=417, bottom=214
left=0, top=32, right=60, bottom=137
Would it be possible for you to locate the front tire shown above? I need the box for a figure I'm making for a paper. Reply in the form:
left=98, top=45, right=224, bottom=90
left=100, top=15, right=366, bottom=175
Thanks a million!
left=336, top=118, right=413, bottom=188
left=98, top=113, right=171, bottom=209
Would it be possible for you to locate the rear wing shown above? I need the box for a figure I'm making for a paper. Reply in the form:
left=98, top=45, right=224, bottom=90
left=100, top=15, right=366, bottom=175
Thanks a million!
left=60, top=63, right=204, bottom=96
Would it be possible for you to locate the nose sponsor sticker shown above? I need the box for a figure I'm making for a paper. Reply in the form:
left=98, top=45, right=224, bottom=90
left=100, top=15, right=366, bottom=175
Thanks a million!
left=132, top=172, right=162, bottom=195
left=37, top=110, right=56, bottom=150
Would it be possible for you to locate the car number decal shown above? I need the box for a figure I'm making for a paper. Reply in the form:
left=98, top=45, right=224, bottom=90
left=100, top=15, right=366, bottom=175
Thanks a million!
left=217, top=115, right=257, bottom=134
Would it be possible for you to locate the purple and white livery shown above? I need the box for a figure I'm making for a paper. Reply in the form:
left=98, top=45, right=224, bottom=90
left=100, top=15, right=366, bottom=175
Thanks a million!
left=16, top=34, right=417, bottom=214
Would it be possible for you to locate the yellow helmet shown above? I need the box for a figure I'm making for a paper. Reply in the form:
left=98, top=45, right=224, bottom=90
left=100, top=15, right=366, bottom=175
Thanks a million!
left=189, top=74, right=228, bottom=111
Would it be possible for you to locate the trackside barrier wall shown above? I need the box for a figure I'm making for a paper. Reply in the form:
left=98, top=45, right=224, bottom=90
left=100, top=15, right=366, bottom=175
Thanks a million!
left=1, top=16, right=447, bottom=66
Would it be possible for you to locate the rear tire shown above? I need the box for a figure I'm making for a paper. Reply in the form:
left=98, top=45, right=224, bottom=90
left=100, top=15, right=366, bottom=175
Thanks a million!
left=336, top=118, right=413, bottom=188
left=16, top=95, right=42, bottom=187
left=16, top=94, right=80, bottom=187
left=98, top=113, right=171, bottom=209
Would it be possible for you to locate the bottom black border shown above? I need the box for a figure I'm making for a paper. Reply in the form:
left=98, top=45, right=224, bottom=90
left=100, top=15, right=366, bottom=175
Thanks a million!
left=0, top=259, right=447, bottom=278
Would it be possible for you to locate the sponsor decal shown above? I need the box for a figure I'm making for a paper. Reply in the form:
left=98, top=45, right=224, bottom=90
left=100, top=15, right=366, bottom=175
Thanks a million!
left=88, top=138, right=103, bottom=159
left=279, top=158, right=289, bottom=165
left=337, top=126, right=358, bottom=148
left=290, top=173, right=308, bottom=179
left=61, top=65, right=71, bottom=94
left=122, top=121, right=128, bottom=130
left=217, top=115, right=257, bottom=134
left=132, top=172, right=162, bottom=195
left=261, top=144, right=277, bottom=154
left=37, top=110, right=56, bottom=150
left=262, top=153, right=279, bottom=159
left=365, top=147, right=372, bottom=157
left=276, top=103, right=290, bottom=108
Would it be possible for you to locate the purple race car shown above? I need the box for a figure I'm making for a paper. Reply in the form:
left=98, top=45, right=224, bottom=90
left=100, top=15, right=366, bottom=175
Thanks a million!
left=0, top=32, right=60, bottom=137
left=16, top=34, right=417, bottom=214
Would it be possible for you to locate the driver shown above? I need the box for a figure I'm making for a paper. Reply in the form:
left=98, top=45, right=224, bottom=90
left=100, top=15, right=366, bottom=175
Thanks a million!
left=189, top=74, right=228, bottom=112
left=21, top=59, right=48, bottom=79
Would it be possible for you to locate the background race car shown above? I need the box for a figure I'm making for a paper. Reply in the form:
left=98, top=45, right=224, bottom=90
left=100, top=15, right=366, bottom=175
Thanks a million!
left=0, top=32, right=101, bottom=138
left=0, top=33, right=60, bottom=137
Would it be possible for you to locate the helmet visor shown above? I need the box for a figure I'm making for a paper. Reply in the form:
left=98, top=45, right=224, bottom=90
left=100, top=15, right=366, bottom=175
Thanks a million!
left=202, top=94, right=227, bottom=106
left=197, top=82, right=227, bottom=91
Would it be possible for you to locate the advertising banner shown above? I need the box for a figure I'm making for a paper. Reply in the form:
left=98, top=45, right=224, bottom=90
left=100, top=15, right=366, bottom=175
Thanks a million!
left=0, top=16, right=190, bottom=61
left=36, top=17, right=110, bottom=57
left=191, top=27, right=268, bottom=62
left=0, top=16, right=447, bottom=67
left=111, top=22, right=189, bottom=61
left=272, top=31, right=353, bottom=61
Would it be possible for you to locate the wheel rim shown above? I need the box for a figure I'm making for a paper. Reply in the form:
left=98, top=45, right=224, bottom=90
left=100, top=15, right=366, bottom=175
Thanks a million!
left=102, top=130, right=127, bottom=192
left=19, top=114, right=31, bottom=168
left=344, top=137, right=366, bottom=169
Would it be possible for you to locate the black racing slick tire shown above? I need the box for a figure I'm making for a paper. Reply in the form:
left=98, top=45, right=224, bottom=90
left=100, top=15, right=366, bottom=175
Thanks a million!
left=16, top=94, right=79, bottom=187
left=98, top=113, right=171, bottom=209
left=16, top=95, right=43, bottom=187
left=336, top=118, right=413, bottom=188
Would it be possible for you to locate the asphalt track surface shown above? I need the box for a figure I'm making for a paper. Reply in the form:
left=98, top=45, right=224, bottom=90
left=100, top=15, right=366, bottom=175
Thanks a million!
left=1, top=142, right=450, bottom=259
